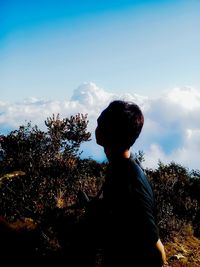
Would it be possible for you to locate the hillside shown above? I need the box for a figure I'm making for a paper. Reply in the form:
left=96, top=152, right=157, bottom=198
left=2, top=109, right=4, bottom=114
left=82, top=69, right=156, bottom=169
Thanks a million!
left=0, top=115, right=199, bottom=266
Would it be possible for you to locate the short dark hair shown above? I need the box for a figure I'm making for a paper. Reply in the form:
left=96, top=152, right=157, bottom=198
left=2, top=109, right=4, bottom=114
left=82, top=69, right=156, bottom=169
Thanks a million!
left=97, top=100, right=144, bottom=150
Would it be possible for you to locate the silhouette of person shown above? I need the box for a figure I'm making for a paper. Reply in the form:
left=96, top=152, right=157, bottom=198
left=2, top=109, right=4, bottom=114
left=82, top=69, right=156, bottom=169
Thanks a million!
left=94, top=100, right=168, bottom=266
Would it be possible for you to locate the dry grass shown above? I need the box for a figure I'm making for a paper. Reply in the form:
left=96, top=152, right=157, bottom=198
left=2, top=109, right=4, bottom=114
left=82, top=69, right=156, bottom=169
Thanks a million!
left=165, top=235, right=200, bottom=267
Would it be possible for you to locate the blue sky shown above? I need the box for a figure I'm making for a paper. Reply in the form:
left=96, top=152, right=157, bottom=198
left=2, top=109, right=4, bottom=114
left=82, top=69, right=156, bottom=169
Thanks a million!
left=1, top=0, right=200, bottom=101
left=1, top=0, right=200, bottom=169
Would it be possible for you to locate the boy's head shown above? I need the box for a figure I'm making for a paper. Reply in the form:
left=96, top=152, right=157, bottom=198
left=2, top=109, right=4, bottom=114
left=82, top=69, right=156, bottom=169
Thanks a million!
left=95, top=100, right=144, bottom=150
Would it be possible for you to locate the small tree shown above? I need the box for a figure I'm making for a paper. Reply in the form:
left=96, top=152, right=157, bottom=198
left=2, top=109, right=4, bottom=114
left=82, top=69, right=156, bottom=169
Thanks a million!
left=0, top=113, right=91, bottom=176
left=0, top=113, right=91, bottom=220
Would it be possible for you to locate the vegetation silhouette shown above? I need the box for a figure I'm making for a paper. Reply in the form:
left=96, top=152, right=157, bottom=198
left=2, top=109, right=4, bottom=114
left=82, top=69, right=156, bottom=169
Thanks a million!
left=0, top=114, right=199, bottom=266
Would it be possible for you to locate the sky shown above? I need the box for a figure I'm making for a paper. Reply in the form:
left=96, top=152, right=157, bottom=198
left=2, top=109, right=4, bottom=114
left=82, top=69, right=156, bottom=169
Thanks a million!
left=1, top=0, right=200, bottom=170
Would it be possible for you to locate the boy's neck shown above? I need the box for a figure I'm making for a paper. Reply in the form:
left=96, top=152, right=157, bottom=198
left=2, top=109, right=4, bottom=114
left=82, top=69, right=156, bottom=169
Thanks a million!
left=104, top=147, right=130, bottom=161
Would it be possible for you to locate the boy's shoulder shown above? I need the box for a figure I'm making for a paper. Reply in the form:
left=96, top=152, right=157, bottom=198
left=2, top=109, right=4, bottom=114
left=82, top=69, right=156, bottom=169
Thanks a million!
left=127, top=157, right=153, bottom=194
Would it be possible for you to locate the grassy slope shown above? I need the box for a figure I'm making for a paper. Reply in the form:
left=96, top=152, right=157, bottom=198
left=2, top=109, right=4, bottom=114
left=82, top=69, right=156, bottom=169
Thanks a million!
left=164, top=235, right=200, bottom=267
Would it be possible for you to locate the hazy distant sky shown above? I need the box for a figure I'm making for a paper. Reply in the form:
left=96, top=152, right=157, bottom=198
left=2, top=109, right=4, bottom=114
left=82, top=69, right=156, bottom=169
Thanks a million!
left=1, top=0, right=200, bottom=169
left=1, top=0, right=200, bottom=101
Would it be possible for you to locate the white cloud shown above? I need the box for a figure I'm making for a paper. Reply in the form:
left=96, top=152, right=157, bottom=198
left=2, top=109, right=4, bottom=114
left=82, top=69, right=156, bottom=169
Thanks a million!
left=71, top=82, right=112, bottom=107
left=139, top=86, right=200, bottom=169
left=0, top=83, right=200, bottom=170
left=166, top=87, right=200, bottom=111
left=144, top=128, right=200, bottom=170
left=143, top=144, right=167, bottom=169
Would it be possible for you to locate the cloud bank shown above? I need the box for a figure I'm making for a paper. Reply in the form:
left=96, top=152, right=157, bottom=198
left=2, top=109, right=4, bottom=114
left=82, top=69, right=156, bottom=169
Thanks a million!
left=1, top=83, right=200, bottom=170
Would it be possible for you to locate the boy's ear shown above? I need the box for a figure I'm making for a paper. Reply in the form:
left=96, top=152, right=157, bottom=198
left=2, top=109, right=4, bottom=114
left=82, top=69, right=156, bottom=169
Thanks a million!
left=95, top=127, right=106, bottom=147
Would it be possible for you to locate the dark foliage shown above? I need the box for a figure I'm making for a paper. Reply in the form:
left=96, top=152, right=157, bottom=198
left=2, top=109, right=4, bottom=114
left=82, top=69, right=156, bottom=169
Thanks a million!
left=0, top=113, right=106, bottom=265
left=147, top=161, right=200, bottom=239
left=0, top=116, right=199, bottom=265
left=0, top=113, right=92, bottom=221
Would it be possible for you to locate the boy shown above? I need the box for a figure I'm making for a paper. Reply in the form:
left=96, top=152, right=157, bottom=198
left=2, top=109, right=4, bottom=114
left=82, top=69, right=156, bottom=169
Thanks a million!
left=95, top=100, right=167, bottom=266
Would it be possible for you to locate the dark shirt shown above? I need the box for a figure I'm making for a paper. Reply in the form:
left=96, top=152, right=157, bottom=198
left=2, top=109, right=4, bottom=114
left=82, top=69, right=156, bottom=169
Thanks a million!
left=101, top=156, right=162, bottom=266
